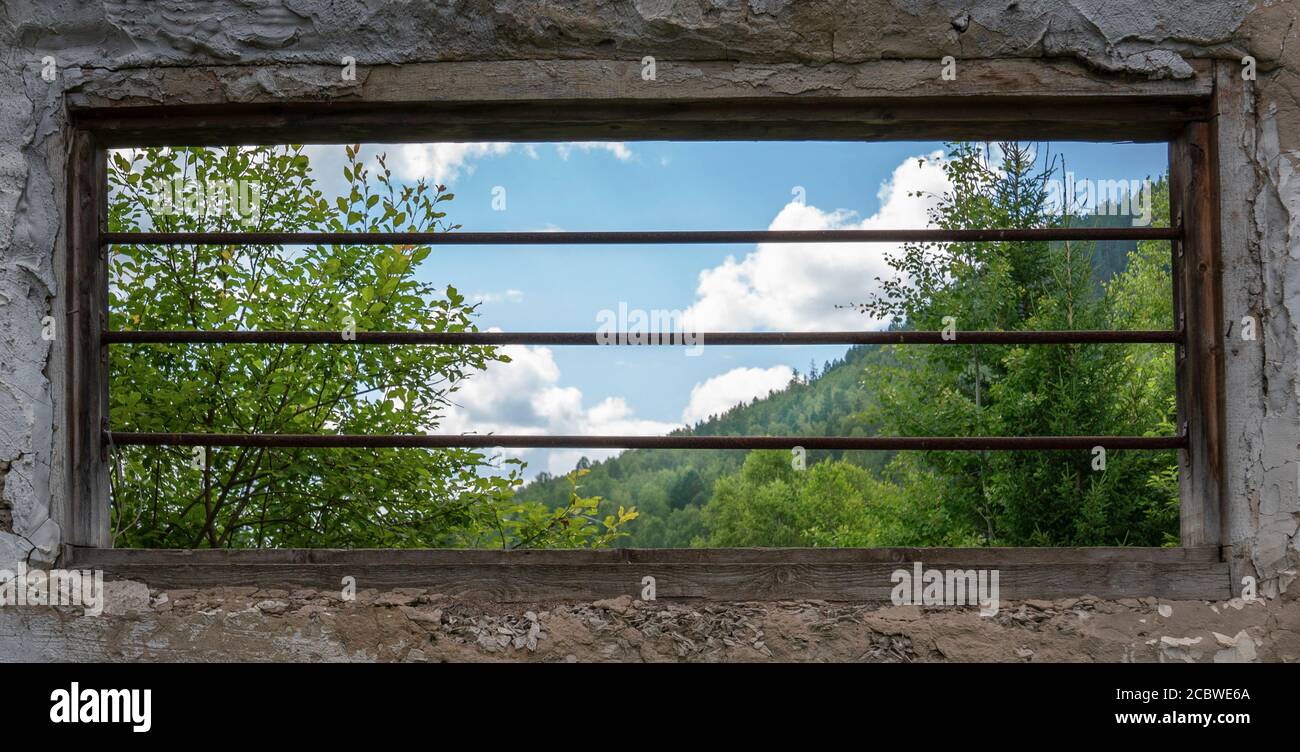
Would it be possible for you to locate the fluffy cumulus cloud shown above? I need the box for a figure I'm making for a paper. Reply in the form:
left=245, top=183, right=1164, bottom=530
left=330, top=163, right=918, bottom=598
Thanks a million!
left=441, top=342, right=797, bottom=475
left=683, top=150, right=951, bottom=332
left=395, top=142, right=513, bottom=184
left=388, top=142, right=633, bottom=184
left=440, top=344, right=679, bottom=475
left=681, top=365, right=794, bottom=426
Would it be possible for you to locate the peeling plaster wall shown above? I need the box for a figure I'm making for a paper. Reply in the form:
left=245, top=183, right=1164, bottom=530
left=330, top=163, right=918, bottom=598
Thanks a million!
left=0, top=0, right=1297, bottom=646
left=2, top=587, right=1297, bottom=663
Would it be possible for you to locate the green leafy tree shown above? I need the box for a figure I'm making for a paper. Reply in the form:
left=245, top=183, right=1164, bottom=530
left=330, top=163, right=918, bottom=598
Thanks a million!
left=858, top=143, right=1176, bottom=546
left=668, top=468, right=707, bottom=509
left=107, top=144, right=633, bottom=548
left=453, top=469, right=638, bottom=549
left=701, top=451, right=978, bottom=547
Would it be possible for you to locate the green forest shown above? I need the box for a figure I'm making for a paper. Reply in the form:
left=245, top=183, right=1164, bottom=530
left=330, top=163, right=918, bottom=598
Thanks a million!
left=107, top=141, right=1178, bottom=549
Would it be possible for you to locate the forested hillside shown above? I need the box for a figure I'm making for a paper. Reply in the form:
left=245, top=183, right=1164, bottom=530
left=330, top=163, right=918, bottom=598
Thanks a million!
left=511, top=345, right=892, bottom=547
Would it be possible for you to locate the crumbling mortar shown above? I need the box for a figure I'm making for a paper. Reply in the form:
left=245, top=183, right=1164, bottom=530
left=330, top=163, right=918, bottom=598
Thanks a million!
left=11, top=50, right=1268, bottom=85
left=1279, top=16, right=1296, bottom=63
left=0, top=459, right=11, bottom=533
left=6, top=580, right=1297, bottom=661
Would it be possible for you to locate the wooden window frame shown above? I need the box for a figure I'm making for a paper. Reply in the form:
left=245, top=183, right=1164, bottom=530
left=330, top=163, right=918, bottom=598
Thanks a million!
left=59, top=63, right=1230, bottom=601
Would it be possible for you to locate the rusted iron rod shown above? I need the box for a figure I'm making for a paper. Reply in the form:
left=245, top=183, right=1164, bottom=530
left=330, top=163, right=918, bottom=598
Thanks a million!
left=101, top=227, right=1181, bottom=246
left=108, top=432, right=1187, bottom=451
left=104, top=329, right=1183, bottom=345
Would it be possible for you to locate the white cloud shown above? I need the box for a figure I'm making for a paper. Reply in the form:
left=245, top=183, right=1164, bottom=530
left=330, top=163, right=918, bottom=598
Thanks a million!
left=681, top=365, right=793, bottom=426
left=441, top=343, right=677, bottom=476
left=395, top=142, right=513, bottom=184
left=683, top=150, right=951, bottom=332
left=316, top=141, right=633, bottom=190
left=442, top=343, right=800, bottom=475
left=555, top=142, right=634, bottom=161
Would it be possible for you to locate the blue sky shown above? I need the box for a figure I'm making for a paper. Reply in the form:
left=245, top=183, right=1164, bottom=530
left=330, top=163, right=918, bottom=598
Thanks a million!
left=298, top=140, right=1167, bottom=477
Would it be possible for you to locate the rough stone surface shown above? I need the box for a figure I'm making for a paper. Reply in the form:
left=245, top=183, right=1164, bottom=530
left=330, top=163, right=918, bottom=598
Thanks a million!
left=0, top=1, right=1296, bottom=659
left=2, top=583, right=1297, bottom=662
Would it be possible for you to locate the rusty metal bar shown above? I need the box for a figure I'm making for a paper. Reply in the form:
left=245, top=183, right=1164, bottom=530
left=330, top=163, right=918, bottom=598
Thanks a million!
left=103, top=329, right=1183, bottom=345
left=101, top=227, right=1181, bottom=246
left=108, top=432, right=1186, bottom=451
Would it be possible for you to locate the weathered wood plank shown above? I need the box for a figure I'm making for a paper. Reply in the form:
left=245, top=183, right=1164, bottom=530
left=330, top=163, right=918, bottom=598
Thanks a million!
left=73, top=96, right=1207, bottom=146
left=67, top=562, right=1231, bottom=601
left=1170, top=119, right=1227, bottom=548
left=1211, top=61, right=1262, bottom=596
left=70, top=59, right=1214, bottom=109
left=69, top=59, right=1212, bottom=146
left=64, top=545, right=1222, bottom=566
left=64, top=131, right=110, bottom=547
left=63, top=548, right=1230, bottom=601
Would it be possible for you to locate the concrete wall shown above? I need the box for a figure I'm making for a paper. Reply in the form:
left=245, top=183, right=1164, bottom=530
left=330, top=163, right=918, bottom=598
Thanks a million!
left=3, top=585, right=1296, bottom=662
left=0, top=0, right=1297, bottom=659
